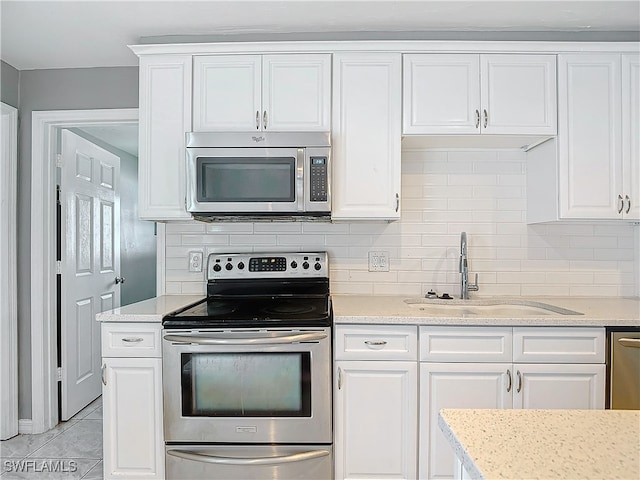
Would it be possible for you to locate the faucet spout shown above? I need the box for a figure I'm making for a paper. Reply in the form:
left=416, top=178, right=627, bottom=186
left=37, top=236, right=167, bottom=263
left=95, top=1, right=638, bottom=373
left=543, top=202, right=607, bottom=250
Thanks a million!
left=459, top=232, right=478, bottom=299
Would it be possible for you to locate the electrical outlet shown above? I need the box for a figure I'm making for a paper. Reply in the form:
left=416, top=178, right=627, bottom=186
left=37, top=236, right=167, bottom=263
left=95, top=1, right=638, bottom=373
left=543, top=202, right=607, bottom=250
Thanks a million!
left=368, top=251, right=389, bottom=272
left=188, top=251, right=203, bottom=273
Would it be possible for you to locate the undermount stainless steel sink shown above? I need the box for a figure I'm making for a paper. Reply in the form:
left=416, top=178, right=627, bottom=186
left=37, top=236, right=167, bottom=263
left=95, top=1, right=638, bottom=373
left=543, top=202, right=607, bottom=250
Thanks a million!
left=403, top=298, right=583, bottom=316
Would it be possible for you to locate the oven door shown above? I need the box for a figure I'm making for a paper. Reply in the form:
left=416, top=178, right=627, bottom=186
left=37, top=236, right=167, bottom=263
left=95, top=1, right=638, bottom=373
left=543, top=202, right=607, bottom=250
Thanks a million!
left=162, top=328, right=332, bottom=444
left=186, top=147, right=304, bottom=214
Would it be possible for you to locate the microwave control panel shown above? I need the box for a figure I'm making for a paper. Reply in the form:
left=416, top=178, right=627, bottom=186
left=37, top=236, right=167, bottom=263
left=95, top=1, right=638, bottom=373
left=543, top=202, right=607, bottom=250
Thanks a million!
left=310, top=157, right=328, bottom=202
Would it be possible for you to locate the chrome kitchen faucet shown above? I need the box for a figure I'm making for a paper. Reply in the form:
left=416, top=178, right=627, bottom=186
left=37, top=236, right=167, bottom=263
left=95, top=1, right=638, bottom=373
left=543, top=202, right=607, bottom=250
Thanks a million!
left=459, top=232, right=479, bottom=299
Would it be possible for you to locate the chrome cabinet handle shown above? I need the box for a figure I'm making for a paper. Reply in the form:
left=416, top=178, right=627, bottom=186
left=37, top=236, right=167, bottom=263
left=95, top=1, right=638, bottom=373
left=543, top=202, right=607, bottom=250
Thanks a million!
left=516, top=370, right=522, bottom=393
left=618, top=338, right=640, bottom=348
left=395, top=193, right=400, bottom=212
left=625, top=195, right=631, bottom=214
left=122, top=337, right=143, bottom=343
left=166, top=449, right=330, bottom=466
left=263, top=110, right=268, bottom=130
left=338, top=367, right=343, bottom=390
left=483, top=109, right=488, bottom=128
left=475, top=109, right=480, bottom=129
left=256, top=110, right=260, bottom=130
left=101, top=364, right=107, bottom=386
left=618, top=194, right=624, bottom=214
left=164, top=331, right=327, bottom=345
left=364, top=340, right=388, bottom=346
left=506, top=369, right=512, bottom=393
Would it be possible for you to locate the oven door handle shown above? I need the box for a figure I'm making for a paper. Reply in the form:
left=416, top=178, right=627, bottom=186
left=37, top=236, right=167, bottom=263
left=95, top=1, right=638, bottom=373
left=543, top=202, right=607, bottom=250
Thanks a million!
left=166, top=448, right=330, bottom=466
left=163, top=331, right=328, bottom=345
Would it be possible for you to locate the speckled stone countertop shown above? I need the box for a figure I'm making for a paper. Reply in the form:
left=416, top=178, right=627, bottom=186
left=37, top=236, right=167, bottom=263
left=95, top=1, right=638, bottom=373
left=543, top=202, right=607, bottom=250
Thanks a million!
left=332, top=295, right=640, bottom=327
left=438, top=409, right=640, bottom=480
left=96, top=295, right=202, bottom=322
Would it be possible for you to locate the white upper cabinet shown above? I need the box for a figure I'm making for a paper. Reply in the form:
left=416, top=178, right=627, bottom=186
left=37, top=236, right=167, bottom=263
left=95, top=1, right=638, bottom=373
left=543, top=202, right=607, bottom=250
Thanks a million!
left=558, top=54, right=625, bottom=219
left=622, top=53, right=640, bottom=220
left=403, top=54, right=557, bottom=135
left=138, top=54, right=192, bottom=220
left=193, top=54, right=331, bottom=132
left=332, top=52, right=402, bottom=220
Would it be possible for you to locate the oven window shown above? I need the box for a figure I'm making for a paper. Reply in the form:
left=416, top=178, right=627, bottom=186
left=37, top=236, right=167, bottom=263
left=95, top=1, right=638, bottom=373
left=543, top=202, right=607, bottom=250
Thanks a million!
left=198, top=157, right=295, bottom=203
left=181, top=352, right=311, bottom=417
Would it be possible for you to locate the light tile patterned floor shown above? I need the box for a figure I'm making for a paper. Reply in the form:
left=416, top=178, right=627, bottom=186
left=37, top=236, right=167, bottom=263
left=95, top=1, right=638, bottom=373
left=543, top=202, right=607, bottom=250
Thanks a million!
left=0, top=397, right=103, bottom=479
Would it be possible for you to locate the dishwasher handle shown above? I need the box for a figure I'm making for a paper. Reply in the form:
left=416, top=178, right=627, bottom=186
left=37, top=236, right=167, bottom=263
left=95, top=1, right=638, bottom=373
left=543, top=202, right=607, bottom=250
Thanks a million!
left=618, top=337, right=640, bottom=348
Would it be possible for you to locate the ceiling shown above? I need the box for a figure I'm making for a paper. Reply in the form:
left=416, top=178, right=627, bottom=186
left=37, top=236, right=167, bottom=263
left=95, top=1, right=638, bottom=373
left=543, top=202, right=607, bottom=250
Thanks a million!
left=76, top=125, right=139, bottom=157
left=2, top=1, right=639, bottom=71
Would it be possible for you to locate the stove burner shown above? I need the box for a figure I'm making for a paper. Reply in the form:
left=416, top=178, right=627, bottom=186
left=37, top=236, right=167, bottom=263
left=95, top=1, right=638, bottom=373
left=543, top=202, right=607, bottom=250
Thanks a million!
left=263, top=303, right=316, bottom=316
left=205, top=301, right=238, bottom=316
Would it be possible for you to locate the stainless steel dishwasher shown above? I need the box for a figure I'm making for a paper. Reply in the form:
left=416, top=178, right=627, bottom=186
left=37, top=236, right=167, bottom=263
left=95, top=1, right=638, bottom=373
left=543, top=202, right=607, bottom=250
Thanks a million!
left=607, top=327, right=640, bottom=409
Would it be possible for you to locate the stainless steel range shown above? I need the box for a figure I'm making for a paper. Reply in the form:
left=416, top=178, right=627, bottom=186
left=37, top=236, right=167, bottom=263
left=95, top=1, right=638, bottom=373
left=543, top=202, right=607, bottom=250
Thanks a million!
left=162, top=252, right=333, bottom=480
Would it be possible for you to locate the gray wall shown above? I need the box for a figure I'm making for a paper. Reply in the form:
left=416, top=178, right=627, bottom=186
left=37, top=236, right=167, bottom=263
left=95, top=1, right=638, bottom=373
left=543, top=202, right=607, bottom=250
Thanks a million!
left=1, top=61, right=19, bottom=108
left=17, top=67, right=138, bottom=418
left=68, top=128, right=157, bottom=306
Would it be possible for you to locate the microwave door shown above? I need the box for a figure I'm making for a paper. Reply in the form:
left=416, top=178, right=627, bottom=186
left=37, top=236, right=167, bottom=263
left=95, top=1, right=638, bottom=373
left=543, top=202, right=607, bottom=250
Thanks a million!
left=186, top=147, right=303, bottom=214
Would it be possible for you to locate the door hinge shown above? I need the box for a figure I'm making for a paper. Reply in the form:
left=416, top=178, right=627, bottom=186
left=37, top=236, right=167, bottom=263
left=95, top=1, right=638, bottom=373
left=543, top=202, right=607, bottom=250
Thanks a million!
left=56, top=260, right=62, bottom=275
left=57, top=367, right=63, bottom=382
left=56, top=153, right=63, bottom=168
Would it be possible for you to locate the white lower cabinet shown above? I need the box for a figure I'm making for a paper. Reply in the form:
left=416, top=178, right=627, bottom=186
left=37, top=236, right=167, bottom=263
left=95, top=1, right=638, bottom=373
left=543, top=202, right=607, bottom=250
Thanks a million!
left=334, top=325, right=418, bottom=479
left=102, top=323, right=164, bottom=479
left=418, top=326, right=606, bottom=480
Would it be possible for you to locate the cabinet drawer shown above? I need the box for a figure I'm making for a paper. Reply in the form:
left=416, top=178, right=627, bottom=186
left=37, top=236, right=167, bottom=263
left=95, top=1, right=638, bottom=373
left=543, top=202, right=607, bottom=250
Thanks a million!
left=101, top=323, right=162, bottom=358
left=335, top=325, right=418, bottom=361
left=513, top=327, right=605, bottom=364
left=420, top=326, right=512, bottom=362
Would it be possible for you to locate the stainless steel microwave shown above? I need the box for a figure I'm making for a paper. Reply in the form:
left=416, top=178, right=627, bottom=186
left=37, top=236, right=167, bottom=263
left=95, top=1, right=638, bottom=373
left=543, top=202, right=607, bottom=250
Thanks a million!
left=186, top=132, right=331, bottom=218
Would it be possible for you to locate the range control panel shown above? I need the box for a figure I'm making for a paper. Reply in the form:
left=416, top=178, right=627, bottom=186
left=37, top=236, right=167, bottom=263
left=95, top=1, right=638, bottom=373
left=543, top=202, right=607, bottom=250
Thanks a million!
left=207, top=252, right=329, bottom=280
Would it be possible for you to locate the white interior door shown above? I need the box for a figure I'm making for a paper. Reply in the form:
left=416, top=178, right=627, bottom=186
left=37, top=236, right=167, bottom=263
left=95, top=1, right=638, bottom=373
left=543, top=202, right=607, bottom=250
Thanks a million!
left=60, top=129, right=121, bottom=420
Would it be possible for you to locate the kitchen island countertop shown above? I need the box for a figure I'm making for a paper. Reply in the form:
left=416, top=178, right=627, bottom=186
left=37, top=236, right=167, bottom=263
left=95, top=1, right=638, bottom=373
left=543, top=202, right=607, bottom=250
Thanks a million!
left=438, top=408, right=640, bottom=480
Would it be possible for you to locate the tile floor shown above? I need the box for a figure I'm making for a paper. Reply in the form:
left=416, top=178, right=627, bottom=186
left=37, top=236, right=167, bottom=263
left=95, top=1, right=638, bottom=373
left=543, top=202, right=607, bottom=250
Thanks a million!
left=0, top=397, right=103, bottom=479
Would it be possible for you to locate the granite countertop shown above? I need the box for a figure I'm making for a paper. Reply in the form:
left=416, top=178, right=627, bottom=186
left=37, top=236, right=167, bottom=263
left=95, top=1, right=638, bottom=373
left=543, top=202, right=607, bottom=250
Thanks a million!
left=332, top=295, right=640, bottom=327
left=438, top=409, right=640, bottom=480
left=96, top=295, right=202, bottom=322
left=97, top=294, right=640, bottom=326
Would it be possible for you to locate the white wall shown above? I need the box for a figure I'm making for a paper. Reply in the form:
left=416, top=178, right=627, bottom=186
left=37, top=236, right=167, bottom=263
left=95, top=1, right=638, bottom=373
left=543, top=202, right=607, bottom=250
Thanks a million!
left=163, top=148, right=637, bottom=298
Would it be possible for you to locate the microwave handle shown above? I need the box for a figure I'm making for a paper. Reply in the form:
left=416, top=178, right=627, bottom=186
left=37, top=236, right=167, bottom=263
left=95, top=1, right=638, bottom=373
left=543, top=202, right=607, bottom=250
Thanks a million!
left=163, top=331, right=327, bottom=345
left=167, top=448, right=330, bottom=466
left=296, top=147, right=305, bottom=212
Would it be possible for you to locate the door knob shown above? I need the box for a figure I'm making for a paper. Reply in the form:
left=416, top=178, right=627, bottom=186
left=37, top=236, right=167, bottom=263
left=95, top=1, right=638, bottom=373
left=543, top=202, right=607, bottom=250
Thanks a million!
left=115, top=276, right=126, bottom=285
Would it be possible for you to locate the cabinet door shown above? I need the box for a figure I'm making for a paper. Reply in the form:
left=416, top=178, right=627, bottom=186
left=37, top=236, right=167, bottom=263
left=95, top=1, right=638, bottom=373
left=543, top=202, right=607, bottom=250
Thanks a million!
left=513, top=363, right=605, bottom=410
left=193, top=55, right=261, bottom=131
left=558, top=54, right=622, bottom=219
left=102, top=357, right=164, bottom=479
left=335, top=361, right=417, bottom=479
left=138, top=55, right=192, bottom=220
left=332, top=53, right=402, bottom=220
left=419, top=363, right=512, bottom=480
left=262, top=54, right=331, bottom=131
left=403, top=54, right=480, bottom=134
left=481, top=55, right=557, bottom=135
left=622, top=53, right=640, bottom=220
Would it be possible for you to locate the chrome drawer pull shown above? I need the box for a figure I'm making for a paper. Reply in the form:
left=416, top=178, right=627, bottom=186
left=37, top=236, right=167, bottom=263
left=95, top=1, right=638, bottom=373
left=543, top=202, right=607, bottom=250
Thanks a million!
left=122, top=337, right=144, bottom=343
left=364, top=340, right=388, bottom=346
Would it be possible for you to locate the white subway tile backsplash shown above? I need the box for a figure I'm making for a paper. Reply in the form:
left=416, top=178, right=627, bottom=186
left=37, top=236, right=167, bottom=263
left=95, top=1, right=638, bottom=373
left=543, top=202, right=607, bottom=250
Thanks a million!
left=162, top=149, right=637, bottom=298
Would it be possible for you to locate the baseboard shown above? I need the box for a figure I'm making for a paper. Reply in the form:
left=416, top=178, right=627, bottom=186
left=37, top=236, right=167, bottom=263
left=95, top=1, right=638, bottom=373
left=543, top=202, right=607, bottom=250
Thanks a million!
left=18, top=419, right=33, bottom=434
